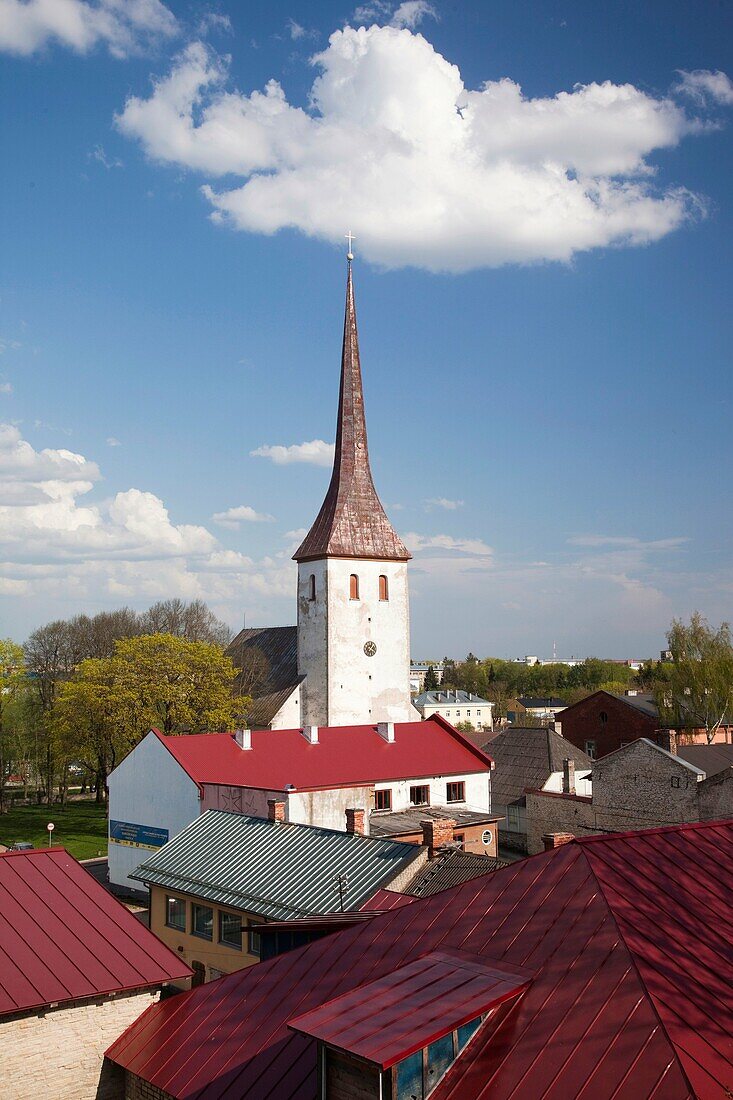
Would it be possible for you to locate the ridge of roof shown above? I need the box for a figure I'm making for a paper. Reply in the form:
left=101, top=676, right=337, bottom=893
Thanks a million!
left=293, top=263, right=410, bottom=563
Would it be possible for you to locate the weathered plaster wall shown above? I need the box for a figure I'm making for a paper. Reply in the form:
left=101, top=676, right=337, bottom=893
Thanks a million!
left=375, top=771, right=491, bottom=815
left=287, top=785, right=374, bottom=831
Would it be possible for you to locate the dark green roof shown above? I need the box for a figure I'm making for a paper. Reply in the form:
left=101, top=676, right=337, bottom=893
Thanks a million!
left=132, top=810, right=423, bottom=920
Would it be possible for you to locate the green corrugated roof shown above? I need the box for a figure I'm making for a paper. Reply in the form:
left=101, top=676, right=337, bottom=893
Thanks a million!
left=131, top=810, right=423, bottom=920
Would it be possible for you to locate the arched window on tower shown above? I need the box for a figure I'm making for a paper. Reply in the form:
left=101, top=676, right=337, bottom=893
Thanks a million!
left=308, top=574, right=316, bottom=601
left=349, top=574, right=360, bottom=600
left=379, top=574, right=389, bottom=602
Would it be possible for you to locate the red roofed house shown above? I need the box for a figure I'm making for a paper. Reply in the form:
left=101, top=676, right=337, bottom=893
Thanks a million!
left=107, top=717, right=498, bottom=892
left=0, top=846, right=190, bottom=1100
left=106, top=818, right=733, bottom=1100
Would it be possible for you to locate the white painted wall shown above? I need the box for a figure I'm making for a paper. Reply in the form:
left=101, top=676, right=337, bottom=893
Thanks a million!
left=415, top=702, right=494, bottom=732
left=543, top=769, right=592, bottom=797
left=375, top=771, right=491, bottom=814
left=107, top=732, right=201, bottom=891
left=298, top=556, right=412, bottom=726
left=270, top=685, right=301, bottom=730
left=287, top=785, right=374, bottom=831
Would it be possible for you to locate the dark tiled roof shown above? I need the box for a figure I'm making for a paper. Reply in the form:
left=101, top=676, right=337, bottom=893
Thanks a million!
left=676, top=742, right=733, bottom=777
left=407, top=848, right=506, bottom=898
left=369, top=806, right=501, bottom=838
left=490, top=727, right=593, bottom=810
left=517, top=696, right=568, bottom=709
left=293, top=265, right=410, bottom=564
left=226, top=625, right=302, bottom=727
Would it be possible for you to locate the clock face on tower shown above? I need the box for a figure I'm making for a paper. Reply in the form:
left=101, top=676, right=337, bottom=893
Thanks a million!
left=363, top=641, right=377, bottom=657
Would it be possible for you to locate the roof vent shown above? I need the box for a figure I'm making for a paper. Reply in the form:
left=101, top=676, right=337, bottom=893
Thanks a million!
left=301, top=726, right=319, bottom=744
left=377, top=721, right=395, bottom=743
left=234, top=729, right=252, bottom=750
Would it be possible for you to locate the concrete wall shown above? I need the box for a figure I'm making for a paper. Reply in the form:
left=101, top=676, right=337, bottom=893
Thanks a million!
left=108, top=732, right=201, bottom=891
left=298, top=557, right=412, bottom=726
left=0, top=990, right=160, bottom=1100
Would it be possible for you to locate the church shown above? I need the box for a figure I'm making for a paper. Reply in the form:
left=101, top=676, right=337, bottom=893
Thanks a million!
left=227, top=258, right=416, bottom=729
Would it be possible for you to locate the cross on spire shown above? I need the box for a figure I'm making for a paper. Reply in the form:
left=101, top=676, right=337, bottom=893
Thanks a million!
left=345, top=230, right=356, bottom=260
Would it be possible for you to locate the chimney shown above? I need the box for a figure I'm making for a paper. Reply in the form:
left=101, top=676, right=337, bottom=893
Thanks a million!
left=377, top=721, right=395, bottom=743
left=345, top=808, right=366, bottom=835
left=553, top=720, right=562, bottom=738
left=234, top=728, right=252, bottom=750
left=542, top=832, right=575, bottom=851
left=268, top=799, right=286, bottom=823
left=301, top=725, right=319, bottom=744
left=658, top=729, right=678, bottom=755
left=562, top=758, right=576, bottom=795
left=421, top=817, right=456, bottom=859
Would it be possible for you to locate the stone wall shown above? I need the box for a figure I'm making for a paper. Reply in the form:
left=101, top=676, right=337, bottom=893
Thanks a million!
left=0, top=989, right=160, bottom=1100
left=525, top=791, right=594, bottom=855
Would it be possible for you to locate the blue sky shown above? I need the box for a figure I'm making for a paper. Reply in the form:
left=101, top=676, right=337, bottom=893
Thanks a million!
left=1, top=0, right=732, bottom=658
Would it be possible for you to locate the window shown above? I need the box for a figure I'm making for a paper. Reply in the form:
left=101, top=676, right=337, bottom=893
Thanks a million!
left=427, top=1034, right=454, bottom=1090
left=349, top=573, right=359, bottom=600
left=379, top=574, right=389, bottom=601
left=454, top=833, right=465, bottom=849
left=308, top=573, right=316, bottom=601
left=394, top=1016, right=485, bottom=1100
left=375, top=788, right=392, bottom=811
left=507, top=805, right=520, bottom=830
left=467, top=710, right=471, bottom=716
left=248, top=921, right=262, bottom=958
left=410, top=784, right=430, bottom=806
left=446, top=781, right=465, bottom=803
left=600, top=711, right=608, bottom=724
left=457, top=1016, right=482, bottom=1050
left=192, top=903, right=213, bottom=940
left=191, top=961, right=206, bottom=988
left=166, top=896, right=186, bottom=931
left=477, top=710, right=481, bottom=716
left=585, top=740, right=597, bottom=760
left=396, top=1050, right=424, bottom=1100
left=219, top=910, right=242, bottom=950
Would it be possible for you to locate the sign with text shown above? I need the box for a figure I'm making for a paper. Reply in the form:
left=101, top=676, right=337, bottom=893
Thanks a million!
left=109, top=819, right=169, bottom=850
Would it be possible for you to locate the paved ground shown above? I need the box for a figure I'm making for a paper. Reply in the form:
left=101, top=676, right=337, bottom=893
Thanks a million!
left=81, top=857, right=150, bottom=926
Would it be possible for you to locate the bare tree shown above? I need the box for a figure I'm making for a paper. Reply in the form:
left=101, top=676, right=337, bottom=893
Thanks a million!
left=67, top=608, right=141, bottom=660
left=140, top=599, right=231, bottom=647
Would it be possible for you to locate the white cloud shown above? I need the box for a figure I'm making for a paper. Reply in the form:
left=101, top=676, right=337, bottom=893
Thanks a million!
left=115, top=27, right=722, bottom=271
left=390, top=2, right=437, bottom=30
left=91, top=144, right=123, bottom=169
left=0, top=339, right=21, bottom=354
left=106, top=436, right=121, bottom=446
left=212, top=504, right=275, bottom=528
left=674, top=69, right=733, bottom=107
left=286, top=18, right=317, bottom=41
left=406, top=532, right=493, bottom=558
left=425, top=496, right=463, bottom=510
left=250, top=439, right=335, bottom=466
left=0, top=0, right=178, bottom=58
left=567, top=534, right=688, bottom=551
left=0, top=381, right=12, bottom=395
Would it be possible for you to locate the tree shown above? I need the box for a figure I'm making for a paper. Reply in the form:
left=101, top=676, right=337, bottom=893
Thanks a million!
left=423, top=665, right=439, bottom=691
left=139, top=599, right=231, bottom=648
left=0, top=639, right=25, bottom=812
left=23, top=620, right=79, bottom=804
left=658, top=613, right=733, bottom=744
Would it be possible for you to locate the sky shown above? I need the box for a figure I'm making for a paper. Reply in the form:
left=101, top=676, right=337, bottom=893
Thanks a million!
left=1, top=0, right=732, bottom=659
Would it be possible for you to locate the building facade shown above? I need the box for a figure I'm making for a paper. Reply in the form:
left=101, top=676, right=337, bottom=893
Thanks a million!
left=412, top=689, right=494, bottom=731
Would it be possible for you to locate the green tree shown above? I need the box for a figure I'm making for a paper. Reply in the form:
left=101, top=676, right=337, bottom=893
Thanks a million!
left=423, top=665, right=439, bottom=691
left=658, top=613, right=733, bottom=743
left=0, top=639, right=25, bottom=812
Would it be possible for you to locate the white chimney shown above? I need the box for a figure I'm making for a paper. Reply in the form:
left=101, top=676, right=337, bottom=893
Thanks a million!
left=377, top=721, right=395, bottom=743
left=301, top=725, right=319, bottom=744
left=234, top=729, right=252, bottom=750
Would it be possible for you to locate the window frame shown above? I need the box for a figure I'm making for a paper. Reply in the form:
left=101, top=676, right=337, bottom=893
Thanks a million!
left=248, top=920, right=262, bottom=958
left=349, top=573, right=360, bottom=600
left=409, top=784, right=430, bottom=807
left=446, top=781, right=466, bottom=803
left=374, top=788, right=392, bottom=812
left=191, top=902, right=214, bottom=941
left=585, top=740, right=597, bottom=760
left=379, top=574, right=389, bottom=601
left=218, top=909, right=243, bottom=951
left=165, top=895, right=186, bottom=933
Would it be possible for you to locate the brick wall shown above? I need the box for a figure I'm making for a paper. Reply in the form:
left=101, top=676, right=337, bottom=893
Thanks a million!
left=559, top=692, right=658, bottom=758
left=0, top=989, right=160, bottom=1100
left=125, top=1073, right=175, bottom=1100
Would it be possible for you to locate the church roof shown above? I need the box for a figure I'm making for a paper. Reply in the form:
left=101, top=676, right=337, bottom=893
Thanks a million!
left=226, top=626, right=301, bottom=728
left=294, top=263, right=410, bottom=563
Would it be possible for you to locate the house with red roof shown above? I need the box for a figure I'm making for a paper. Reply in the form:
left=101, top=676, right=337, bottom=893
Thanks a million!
left=0, top=846, right=190, bottom=1100
left=105, top=818, right=733, bottom=1100
left=107, top=717, right=498, bottom=891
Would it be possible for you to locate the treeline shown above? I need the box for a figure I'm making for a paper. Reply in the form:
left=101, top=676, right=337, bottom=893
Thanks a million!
left=0, top=600, right=242, bottom=810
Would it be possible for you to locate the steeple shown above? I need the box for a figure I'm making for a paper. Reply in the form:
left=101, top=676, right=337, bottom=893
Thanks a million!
left=294, top=261, right=410, bottom=563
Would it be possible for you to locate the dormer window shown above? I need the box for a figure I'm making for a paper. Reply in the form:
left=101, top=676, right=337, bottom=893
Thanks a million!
left=379, top=574, right=389, bottom=601
left=350, top=574, right=360, bottom=600
left=308, top=574, right=316, bottom=601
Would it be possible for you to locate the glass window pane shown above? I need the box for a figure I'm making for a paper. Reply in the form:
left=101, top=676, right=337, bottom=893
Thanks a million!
left=166, top=896, right=186, bottom=931
left=192, top=903, right=213, bottom=940
left=426, top=1034, right=454, bottom=1089
left=395, top=1050, right=423, bottom=1100
left=219, top=911, right=242, bottom=949
left=457, top=1016, right=482, bottom=1049
left=249, top=923, right=262, bottom=957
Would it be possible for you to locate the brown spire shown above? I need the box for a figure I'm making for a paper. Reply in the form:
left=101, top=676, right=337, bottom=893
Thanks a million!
left=294, top=262, right=410, bottom=563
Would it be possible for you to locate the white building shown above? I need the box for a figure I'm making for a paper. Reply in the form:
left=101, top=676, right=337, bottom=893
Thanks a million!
left=107, top=719, right=494, bottom=891
left=413, top=689, right=494, bottom=732
left=227, top=260, right=414, bottom=728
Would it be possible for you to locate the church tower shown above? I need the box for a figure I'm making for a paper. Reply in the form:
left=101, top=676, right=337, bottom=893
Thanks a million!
left=294, top=259, right=413, bottom=727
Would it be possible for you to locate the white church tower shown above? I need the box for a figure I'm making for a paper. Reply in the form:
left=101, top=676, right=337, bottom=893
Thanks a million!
left=294, top=258, right=413, bottom=727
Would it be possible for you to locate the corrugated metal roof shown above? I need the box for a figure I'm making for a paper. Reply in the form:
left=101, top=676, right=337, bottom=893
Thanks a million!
left=359, top=888, right=416, bottom=911
left=677, top=743, right=733, bottom=777
left=132, top=810, right=424, bottom=920
left=289, top=949, right=532, bottom=1068
left=106, top=819, right=733, bottom=1100
left=369, top=806, right=500, bottom=839
left=0, top=848, right=191, bottom=1018
left=407, top=849, right=506, bottom=898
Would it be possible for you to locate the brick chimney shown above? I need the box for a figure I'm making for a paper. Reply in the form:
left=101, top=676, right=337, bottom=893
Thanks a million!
left=268, top=799, right=286, bottom=823
left=542, top=832, right=575, bottom=851
left=658, top=729, right=678, bottom=755
left=562, top=758, right=576, bottom=795
left=421, top=817, right=456, bottom=859
left=345, top=808, right=366, bottom=835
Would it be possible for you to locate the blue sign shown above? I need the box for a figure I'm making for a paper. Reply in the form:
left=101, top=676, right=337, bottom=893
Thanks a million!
left=109, top=819, right=169, bottom=850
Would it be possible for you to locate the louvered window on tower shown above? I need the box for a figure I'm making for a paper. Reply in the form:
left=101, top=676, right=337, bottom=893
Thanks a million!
left=379, top=574, right=389, bottom=601
left=350, top=574, right=360, bottom=600
left=309, top=574, right=316, bottom=601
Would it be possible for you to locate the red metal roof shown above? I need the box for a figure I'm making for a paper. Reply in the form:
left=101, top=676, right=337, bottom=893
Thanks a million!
left=154, top=715, right=493, bottom=792
left=289, top=949, right=531, bottom=1068
left=359, top=888, right=416, bottom=911
left=0, top=848, right=191, bottom=1017
left=106, top=819, right=733, bottom=1100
